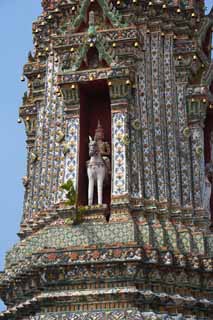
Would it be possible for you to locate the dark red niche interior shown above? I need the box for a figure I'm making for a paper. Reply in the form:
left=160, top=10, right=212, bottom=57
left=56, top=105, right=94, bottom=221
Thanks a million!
left=210, top=81, right=213, bottom=95
left=204, top=109, right=213, bottom=222
left=202, top=27, right=212, bottom=59
left=78, top=80, right=111, bottom=206
left=204, top=109, right=213, bottom=164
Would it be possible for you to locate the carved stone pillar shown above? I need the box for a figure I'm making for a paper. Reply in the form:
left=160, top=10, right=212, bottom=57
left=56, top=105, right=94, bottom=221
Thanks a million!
left=109, top=80, right=131, bottom=206
left=175, top=73, right=193, bottom=214
left=60, top=85, right=80, bottom=198
left=187, top=96, right=208, bottom=223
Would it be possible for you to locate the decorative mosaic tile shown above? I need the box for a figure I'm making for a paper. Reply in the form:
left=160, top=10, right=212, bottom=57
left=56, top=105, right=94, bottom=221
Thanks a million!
left=24, top=56, right=66, bottom=217
left=164, top=222, right=178, bottom=251
left=190, top=126, right=205, bottom=208
left=206, top=235, right=213, bottom=257
left=192, top=232, right=205, bottom=255
left=63, top=117, right=80, bottom=191
left=129, top=72, right=143, bottom=199
left=176, top=84, right=193, bottom=208
left=164, top=36, right=180, bottom=205
left=151, top=32, right=167, bottom=201
left=178, top=229, right=191, bottom=254
left=5, top=223, right=135, bottom=267
left=129, top=121, right=142, bottom=199
left=141, top=37, right=156, bottom=200
left=23, top=310, right=194, bottom=320
left=112, top=112, right=128, bottom=197
left=138, top=223, right=150, bottom=245
left=151, top=220, right=164, bottom=248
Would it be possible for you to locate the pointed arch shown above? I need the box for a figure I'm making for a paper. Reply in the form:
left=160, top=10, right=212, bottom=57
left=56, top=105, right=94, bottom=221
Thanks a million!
left=72, top=0, right=127, bottom=30
left=72, top=40, right=115, bottom=72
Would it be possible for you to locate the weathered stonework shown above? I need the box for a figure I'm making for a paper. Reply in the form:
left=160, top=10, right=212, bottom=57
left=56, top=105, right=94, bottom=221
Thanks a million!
left=1, top=0, right=213, bottom=319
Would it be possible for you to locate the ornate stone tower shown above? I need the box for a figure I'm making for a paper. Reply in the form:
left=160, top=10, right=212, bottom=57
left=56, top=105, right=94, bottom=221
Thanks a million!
left=1, top=0, right=213, bottom=319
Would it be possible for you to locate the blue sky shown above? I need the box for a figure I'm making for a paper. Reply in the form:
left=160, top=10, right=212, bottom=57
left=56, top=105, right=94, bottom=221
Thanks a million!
left=0, top=0, right=42, bottom=311
left=0, top=0, right=212, bottom=312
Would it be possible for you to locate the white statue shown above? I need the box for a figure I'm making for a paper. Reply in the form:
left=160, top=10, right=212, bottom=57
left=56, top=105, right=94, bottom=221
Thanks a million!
left=203, top=164, right=213, bottom=219
left=86, top=121, right=110, bottom=206
left=164, top=252, right=173, bottom=265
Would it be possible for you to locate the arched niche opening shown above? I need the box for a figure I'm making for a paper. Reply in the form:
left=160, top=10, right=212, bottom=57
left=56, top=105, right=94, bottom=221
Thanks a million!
left=204, top=106, right=213, bottom=163
left=79, top=47, right=109, bottom=70
left=205, top=81, right=213, bottom=163
left=204, top=105, right=213, bottom=223
left=210, top=80, right=213, bottom=95
left=78, top=80, right=111, bottom=206
left=76, top=1, right=112, bottom=33
left=202, top=27, right=213, bottom=60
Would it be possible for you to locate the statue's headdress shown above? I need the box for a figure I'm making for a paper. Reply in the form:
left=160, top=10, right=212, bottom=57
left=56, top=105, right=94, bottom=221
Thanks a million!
left=94, top=120, right=104, bottom=141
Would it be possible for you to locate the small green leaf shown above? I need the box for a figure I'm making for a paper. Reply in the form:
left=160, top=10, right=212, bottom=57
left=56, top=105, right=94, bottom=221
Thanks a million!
left=64, top=218, right=73, bottom=225
left=60, top=179, right=77, bottom=206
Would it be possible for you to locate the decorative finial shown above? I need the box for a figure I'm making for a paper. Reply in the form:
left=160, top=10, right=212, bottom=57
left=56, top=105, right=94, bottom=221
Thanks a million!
left=88, top=11, right=96, bottom=39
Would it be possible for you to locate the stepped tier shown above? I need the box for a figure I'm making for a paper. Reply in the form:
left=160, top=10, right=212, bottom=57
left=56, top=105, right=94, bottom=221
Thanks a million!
left=1, top=209, right=213, bottom=319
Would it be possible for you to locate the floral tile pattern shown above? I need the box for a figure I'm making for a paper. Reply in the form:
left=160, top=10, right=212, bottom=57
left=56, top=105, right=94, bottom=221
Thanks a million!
left=112, top=112, right=128, bottom=197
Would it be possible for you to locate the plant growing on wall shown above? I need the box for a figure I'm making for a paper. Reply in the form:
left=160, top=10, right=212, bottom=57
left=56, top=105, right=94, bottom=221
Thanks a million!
left=60, top=179, right=85, bottom=225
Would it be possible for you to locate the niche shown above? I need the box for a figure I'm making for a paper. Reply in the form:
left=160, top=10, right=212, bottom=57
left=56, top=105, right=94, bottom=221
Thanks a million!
left=78, top=80, right=111, bottom=206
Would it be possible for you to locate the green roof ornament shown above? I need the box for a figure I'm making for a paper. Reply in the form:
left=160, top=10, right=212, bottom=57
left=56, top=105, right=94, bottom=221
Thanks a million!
left=70, top=9, right=116, bottom=72
left=71, top=34, right=115, bottom=72
left=72, top=0, right=127, bottom=30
